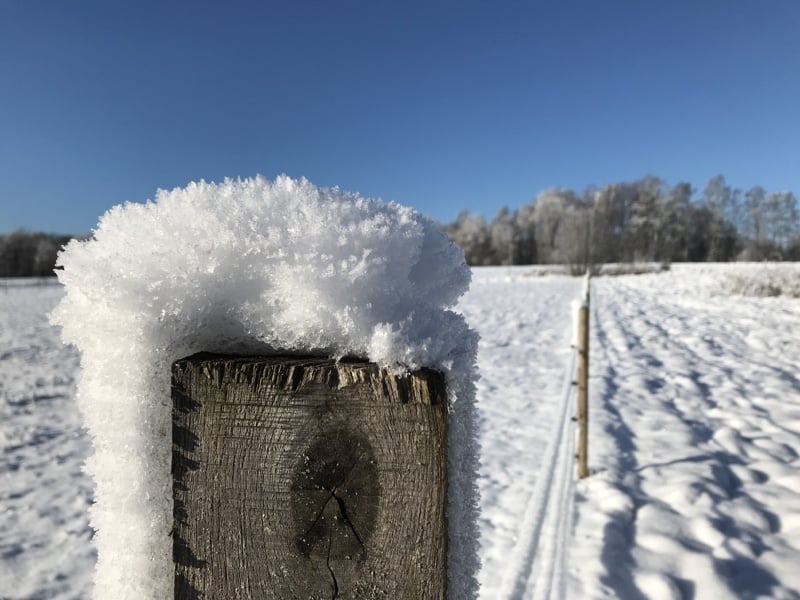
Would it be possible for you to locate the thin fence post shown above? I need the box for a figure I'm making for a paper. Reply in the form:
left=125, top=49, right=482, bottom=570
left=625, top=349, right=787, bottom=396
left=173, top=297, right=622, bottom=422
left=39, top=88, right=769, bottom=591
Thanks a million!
left=577, top=278, right=590, bottom=479
left=172, top=354, right=448, bottom=599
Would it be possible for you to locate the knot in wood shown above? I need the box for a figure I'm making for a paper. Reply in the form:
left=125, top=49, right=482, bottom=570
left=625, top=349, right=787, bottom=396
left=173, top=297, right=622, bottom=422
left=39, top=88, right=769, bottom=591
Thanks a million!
left=292, top=428, right=379, bottom=563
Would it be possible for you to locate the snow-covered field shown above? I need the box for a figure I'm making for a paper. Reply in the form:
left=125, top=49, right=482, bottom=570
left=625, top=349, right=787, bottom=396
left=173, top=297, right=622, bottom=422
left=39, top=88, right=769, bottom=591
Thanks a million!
left=2, top=264, right=800, bottom=599
left=460, top=270, right=582, bottom=598
left=0, top=281, right=94, bottom=600
left=571, top=264, right=800, bottom=600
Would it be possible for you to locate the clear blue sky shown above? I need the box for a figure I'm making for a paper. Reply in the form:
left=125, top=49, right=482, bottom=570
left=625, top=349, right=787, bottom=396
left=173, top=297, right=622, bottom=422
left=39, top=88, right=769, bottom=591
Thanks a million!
left=2, top=0, right=798, bottom=234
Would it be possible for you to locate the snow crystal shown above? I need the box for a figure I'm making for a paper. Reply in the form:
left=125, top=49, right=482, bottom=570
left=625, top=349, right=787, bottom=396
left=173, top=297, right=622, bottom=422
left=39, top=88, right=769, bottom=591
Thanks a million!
left=50, top=175, right=480, bottom=599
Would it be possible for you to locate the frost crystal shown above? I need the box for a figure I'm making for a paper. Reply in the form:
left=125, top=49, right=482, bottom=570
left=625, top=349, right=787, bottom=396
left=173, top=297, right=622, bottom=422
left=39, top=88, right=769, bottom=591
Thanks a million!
left=51, top=175, right=480, bottom=599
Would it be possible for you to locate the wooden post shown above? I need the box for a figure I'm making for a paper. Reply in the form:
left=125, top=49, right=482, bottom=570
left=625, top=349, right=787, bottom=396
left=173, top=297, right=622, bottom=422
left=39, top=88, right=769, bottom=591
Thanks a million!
left=577, top=300, right=590, bottom=479
left=172, top=354, right=447, bottom=600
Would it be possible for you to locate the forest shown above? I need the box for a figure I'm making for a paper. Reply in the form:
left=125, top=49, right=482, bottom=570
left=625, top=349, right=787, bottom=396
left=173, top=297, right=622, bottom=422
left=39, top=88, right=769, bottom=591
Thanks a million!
left=1, top=175, right=798, bottom=277
left=0, top=230, right=74, bottom=278
left=441, top=175, right=800, bottom=267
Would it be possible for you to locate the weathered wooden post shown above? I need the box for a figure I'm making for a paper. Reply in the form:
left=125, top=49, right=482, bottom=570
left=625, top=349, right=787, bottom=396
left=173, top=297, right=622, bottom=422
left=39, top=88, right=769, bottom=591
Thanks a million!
left=172, top=353, right=448, bottom=599
left=576, top=282, right=590, bottom=480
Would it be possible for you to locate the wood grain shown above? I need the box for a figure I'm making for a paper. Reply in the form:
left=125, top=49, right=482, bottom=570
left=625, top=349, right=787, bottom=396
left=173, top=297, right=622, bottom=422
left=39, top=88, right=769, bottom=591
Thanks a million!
left=172, top=354, right=447, bottom=599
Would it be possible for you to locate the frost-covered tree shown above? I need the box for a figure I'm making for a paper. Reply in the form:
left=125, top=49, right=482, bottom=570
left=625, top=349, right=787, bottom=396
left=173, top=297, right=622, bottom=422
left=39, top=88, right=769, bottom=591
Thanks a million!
left=514, top=203, right=537, bottom=264
left=533, top=189, right=577, bottom=264
left=488, top=207, right=519, bottom=265
left=701, top=175, right=740, bottom=261
left=661, top=182, right=693, bottom=262
left=442, top=211, right=492, bottom=265
left=744, top=186, right=766, bottom=244
left=440, top=174, right=796, bottom=266
left=0, top=230, right=73, bottom=277
left=552, top=200, right=592, bottom=268
left=590, top=183, right=633, bottom=264
left=738, top=186, right=780, bottom=260
left=627, top=176, right=666, bottom=262
left=764, top=191, right=799, bottom=253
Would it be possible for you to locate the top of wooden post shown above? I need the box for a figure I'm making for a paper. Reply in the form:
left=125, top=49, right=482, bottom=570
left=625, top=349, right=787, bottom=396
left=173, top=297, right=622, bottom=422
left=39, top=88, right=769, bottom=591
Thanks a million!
left=173, top=353, right=448, bottom=600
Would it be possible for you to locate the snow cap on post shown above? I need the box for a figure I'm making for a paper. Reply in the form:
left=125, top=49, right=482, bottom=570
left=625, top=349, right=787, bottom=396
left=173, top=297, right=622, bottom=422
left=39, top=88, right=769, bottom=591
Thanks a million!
left=50, top=175, right=480, bottom=599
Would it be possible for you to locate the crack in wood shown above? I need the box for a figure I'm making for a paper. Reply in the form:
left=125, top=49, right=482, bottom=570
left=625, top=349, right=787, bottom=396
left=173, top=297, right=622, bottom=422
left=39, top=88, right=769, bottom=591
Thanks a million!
left=321, top=484, right=366, bottom=600
left=326, top=527, right=339, bottom=600
left=302, top=495, right=334, bottom=542
left=330, top=487, right=366, bottom=552
left=302, top=485, right=366, bottom=556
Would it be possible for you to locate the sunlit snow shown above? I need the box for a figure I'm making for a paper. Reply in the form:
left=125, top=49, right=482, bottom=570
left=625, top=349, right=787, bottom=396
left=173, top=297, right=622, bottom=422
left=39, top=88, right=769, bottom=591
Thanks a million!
left=2, top=261, right=800, bottom=599
left=49, top=176, right=480, bottom=599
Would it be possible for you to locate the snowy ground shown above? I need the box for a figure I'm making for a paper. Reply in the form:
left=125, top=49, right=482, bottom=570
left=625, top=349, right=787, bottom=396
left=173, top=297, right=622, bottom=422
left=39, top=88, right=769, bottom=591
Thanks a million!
left=570, top=264, right=800, bottom=600
left=460, top=269, right=582, bottom=598
left=2, top=264, right=800, bottom=599
left=0, top=280, right=94, bottom=600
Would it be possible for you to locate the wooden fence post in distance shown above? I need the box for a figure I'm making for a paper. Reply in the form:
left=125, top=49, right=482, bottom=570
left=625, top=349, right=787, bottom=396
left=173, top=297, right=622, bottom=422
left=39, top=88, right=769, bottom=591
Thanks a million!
left=577, top=301, right=590, bottom=480
left=172, top=354, right=447, bottom=600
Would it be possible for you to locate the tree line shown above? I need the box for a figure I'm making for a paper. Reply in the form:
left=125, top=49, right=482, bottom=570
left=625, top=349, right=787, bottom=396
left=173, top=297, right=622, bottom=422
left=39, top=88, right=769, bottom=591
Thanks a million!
left=2, top=175, right=799, bottom=277
left=441, top=175, right=800, bottom=267
left=0, top=230, right=74, bottom=277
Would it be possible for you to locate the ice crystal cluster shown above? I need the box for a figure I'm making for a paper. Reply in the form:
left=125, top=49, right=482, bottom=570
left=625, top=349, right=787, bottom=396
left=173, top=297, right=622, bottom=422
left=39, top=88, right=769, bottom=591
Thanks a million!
left=51, top=175, right=480, bottom=599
